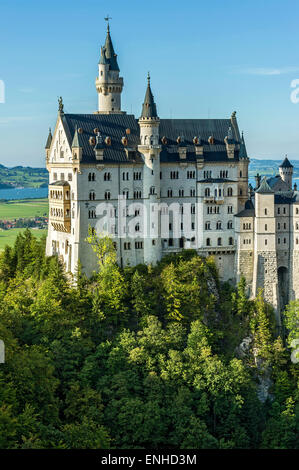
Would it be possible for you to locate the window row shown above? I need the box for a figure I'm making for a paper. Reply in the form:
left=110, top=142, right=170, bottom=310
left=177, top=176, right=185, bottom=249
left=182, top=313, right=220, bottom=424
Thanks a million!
left=124, top=241, right=144, bottom=250
left=50, top=207, right=70, bottom=218
left=204, top=187, right=233, bottom=197
left=207, top=205, right=233, bottom=214
left=166, top=188, right=196, bottom=198
left=205, top=221, right=233, bottom=230
left=206, top=237, right=234, bottom=246
left=53, top=173, right=72, bottom=182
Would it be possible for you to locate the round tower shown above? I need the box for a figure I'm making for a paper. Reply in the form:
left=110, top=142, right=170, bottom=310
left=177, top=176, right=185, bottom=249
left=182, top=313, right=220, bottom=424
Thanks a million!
left=138, top=74, right=161, bottom=264
left=279, top=156, right=293, bottom=189
left=95, top=24, right=124, bottom=114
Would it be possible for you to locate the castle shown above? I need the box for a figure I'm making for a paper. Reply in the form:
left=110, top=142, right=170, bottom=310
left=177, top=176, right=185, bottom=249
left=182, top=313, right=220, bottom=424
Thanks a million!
left=45, top=24, right=299, bottom=323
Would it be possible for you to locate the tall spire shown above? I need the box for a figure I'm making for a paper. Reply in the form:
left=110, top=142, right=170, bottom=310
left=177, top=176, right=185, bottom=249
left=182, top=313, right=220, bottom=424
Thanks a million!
left=45, top=128, right=52, bottom=149
left=141, top=73, right=158, bottom=119
left=239, top=131, right=248, bottom=159
left=103, top=23, right=119, bottom=71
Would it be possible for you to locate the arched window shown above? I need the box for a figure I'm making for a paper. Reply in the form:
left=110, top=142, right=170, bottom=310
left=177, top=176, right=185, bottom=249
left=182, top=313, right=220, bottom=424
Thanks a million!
left=227, top=187, right=233, bottom=197
left=227, top=220, right=233, bottom=229
left=205, top=188, right=210, bottom=197
left=229, top=237, right=233, bottom=245
left=89, top=191, right=95, bottom=201
left=105, top=191, right=111, bottom=200
left=206, top=238, right=211, bottom=246
left=216, top=221, right=222, bottom=230
left=217, top=237, right=222, bottom=246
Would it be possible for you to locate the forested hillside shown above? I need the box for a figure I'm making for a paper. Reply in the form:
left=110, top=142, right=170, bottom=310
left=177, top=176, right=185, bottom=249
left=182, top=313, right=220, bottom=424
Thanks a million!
left=0, top=165, right=48, bottom=189
left=0, top=230, right=297, bottom=449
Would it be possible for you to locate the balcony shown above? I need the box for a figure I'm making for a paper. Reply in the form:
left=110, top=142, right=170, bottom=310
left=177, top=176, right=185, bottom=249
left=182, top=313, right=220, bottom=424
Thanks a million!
left=49, top=181, right=71, bottom=233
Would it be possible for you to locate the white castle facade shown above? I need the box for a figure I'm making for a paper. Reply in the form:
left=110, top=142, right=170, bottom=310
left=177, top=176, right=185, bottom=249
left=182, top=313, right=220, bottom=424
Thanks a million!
left=45, top=25, right=299, bottom=323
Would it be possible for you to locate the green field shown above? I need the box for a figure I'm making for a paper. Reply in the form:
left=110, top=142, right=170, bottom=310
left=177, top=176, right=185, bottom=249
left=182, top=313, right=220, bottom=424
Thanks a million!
left=0, top=198, right=48, bottom=220
left=0, top=228, right=47, bottom=251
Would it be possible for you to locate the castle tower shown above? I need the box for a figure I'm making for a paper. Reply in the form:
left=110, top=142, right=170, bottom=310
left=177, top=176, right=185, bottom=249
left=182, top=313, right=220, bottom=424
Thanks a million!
left=279, top=156, right=293, bottom=189
left=138, top=74, right=162, bottom=264
left=252, top=177, right=280, bottom=320
left=95, top=24, right=124, bottom=114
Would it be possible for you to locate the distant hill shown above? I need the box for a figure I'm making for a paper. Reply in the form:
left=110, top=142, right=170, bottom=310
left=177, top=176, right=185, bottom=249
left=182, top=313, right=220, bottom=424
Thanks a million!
left=0, top=160, right=298, bottom=190
left=0, top=165, right=48, bottom=189
left=249, top=158, right=299, bottom=181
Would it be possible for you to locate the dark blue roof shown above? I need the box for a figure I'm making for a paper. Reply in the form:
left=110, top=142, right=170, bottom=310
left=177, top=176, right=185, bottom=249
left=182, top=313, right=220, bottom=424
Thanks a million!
left=60, top=114, right=244, bottom=164
left=141, top=76, right=158, bottom=118
left=102, top=26, right=119, bottom=72
left=280, top=157, right=293, bottom=168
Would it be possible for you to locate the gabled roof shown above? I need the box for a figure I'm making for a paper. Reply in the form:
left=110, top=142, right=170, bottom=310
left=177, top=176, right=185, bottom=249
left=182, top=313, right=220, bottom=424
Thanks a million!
left=280, top=156, right=293, bottom=168
left=255, top=176, right=274, bottom=194
left=58, top=113, right=245, bottom=164
left=266, top=175, right=290, bottom=192
left=141, top=75, right=158, bottom=118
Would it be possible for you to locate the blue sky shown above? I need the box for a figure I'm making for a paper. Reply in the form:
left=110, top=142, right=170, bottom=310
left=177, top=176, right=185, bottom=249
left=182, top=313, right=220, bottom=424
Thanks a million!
left=1, top=0, right=299, bottom=166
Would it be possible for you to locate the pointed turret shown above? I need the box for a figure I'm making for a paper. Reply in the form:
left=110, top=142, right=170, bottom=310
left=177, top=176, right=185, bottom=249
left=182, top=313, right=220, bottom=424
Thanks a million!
left=71, top=126, right=83, bottom=161
left=279, top=156, right=293, bottom=189
left=141, top=73, right=158, bottom=119
left=95, top=23, right=124, bottom=114
left=71, top=126, right=83, bottom=148
left=103, top=24, right=119, bottom=71
left=280, top=156, right=293, bottom=169
left=45, top=128, right=52, bottom=149
left=239, top=132, right=248, bottom=159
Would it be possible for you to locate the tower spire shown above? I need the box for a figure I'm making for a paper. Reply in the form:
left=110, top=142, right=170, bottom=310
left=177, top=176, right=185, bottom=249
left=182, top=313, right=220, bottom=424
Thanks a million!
left=239, top=131, right=248, bottom=159
left=95, top=21, right=124, bottom=114
left=141, top=73, right=158, bottom=119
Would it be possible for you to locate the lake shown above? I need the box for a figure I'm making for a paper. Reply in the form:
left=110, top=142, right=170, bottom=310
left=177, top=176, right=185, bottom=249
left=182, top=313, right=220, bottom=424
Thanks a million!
left=0, top=187, right=48, bottom=201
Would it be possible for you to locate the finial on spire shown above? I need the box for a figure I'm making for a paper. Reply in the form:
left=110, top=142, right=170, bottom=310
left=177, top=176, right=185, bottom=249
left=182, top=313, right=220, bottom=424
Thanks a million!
left=147, top=72, right=150, bottom=84
left=140, top=73, right=158, bottom=119
left=104, top=15, right=112, bottom=32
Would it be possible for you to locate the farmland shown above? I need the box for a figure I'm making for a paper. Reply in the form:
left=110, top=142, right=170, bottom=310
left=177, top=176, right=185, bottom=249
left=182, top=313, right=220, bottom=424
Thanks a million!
left=0, top=228, right=47, bottom=251
left=0, top=199, right=48, bottom=220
